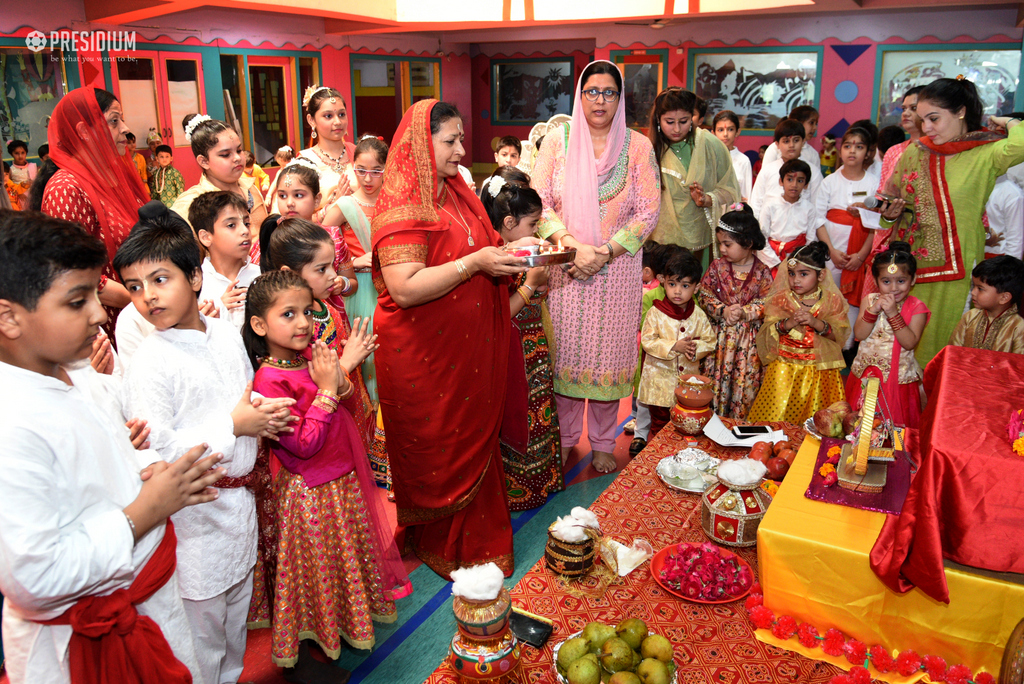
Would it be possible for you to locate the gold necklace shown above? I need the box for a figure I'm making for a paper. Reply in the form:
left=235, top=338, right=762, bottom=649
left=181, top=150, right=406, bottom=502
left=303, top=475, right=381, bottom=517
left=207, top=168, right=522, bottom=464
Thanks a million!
left=437, top=185, right=474, bottom=246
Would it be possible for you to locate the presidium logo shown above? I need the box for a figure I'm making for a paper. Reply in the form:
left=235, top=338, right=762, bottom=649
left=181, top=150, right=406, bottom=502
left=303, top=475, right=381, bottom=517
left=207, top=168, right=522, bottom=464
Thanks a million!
left=25, top=29, right=137, bottom=53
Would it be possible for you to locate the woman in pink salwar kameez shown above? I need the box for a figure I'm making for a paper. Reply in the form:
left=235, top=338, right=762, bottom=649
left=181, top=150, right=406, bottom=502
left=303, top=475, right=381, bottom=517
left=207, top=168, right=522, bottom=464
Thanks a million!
left=531, top=61, right=661, bottom=473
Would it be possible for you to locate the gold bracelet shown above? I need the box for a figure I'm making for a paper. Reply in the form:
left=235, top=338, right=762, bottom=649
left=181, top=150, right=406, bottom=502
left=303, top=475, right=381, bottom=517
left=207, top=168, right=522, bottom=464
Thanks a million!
left=517, top=286, right=532, bottom=304
left=313, top=389, right=339, bottom=413
left=454, top=258, right=470, bottom=282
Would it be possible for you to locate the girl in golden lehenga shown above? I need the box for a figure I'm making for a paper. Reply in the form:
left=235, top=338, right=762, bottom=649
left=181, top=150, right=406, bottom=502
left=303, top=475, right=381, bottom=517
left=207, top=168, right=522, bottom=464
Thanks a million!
left=748, top=241, right=850, bottom=423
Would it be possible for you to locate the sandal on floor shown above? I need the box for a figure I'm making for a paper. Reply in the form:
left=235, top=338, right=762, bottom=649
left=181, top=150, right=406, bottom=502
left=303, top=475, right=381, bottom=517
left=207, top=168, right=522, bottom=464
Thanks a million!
left=623, top=418, right=636, bottom=434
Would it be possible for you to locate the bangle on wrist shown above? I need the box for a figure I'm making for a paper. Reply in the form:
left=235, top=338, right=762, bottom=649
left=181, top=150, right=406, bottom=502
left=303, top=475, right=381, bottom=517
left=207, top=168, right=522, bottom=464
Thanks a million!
left=862, top=310, right=879, bottom=324
left=338, top=377, right=355, bottom=401
left=517, top=286, right=532, bottom=304
left=124, top=511, right=137, bottom=542
left=887, top=312, right=907, bottom=332
left=313, top=389, right=340, bottom=413
left=454, top=258, right=470, bottom=283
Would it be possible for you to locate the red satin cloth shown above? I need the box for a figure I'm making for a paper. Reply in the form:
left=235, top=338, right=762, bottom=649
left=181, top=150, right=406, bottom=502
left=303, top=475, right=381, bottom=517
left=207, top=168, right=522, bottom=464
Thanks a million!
left=825, top=208, right=869, bottom=308
left=870, top=346, right=1024, bottom=603
left=40, top=522, right=192, bottom=684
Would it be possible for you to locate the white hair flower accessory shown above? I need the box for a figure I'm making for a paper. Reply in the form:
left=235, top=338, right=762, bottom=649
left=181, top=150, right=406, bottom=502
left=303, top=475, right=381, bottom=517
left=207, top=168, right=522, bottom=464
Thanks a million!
left=183, top=114, right=212, bottom=143
left=278, top=145, right=293, bottom=153
left=486, top=176, right=507, bottom=198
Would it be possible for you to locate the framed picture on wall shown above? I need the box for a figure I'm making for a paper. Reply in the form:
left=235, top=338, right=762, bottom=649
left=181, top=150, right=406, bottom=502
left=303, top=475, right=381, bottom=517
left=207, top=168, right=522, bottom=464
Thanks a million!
left=611, top=49, right=669, bottom=133
left=491, top=58, right=574, bottom=126
left=874, top=45, right=1021, bottom=128
left=687, top=47, right=822, bottom=133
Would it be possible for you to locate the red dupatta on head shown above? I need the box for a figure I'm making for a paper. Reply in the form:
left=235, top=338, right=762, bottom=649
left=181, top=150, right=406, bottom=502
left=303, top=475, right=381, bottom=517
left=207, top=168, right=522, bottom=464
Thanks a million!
left=47, top=89, right=150, bottom=260
left=882, top=130, right=1002, bottom=283
left=371, top=98, right=489, bottom=246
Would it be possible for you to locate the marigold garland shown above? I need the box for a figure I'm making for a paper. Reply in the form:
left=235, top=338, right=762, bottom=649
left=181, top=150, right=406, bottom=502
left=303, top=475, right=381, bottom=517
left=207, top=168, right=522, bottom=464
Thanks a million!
left=743, top=590, right=997, bottom=683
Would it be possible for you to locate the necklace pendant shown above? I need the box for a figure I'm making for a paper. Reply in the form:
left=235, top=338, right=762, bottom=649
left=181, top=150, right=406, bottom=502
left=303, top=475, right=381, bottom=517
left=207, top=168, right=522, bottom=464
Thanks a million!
left=467, top=236, right=475, bottom=246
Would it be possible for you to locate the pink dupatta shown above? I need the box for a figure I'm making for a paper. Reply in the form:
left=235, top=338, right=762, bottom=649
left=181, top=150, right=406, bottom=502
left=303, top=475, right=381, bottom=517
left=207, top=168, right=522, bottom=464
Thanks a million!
left=562, top=61, right=628, bottom=246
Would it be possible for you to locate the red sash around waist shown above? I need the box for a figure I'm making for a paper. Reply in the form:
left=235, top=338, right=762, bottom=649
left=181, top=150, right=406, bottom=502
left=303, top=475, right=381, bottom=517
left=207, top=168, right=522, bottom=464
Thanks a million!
left=39, top=521, right=192, bottom=684
left=827, top=208, right=869, bottom=308
left=769, top=234, right=807, bottom=264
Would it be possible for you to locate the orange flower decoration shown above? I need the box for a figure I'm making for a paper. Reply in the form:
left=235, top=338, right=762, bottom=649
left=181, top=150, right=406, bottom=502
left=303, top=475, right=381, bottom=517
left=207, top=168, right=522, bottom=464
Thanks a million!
left=819, top=463, right=836, bottom=477
left=827, top=445, right=841, bottom=458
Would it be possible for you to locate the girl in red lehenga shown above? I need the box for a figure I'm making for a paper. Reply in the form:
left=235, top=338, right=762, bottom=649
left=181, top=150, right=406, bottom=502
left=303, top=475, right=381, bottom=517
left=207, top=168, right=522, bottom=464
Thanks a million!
left=244, top=270, right=411, bottom=682
left=372, top=99, right=530, bottom=579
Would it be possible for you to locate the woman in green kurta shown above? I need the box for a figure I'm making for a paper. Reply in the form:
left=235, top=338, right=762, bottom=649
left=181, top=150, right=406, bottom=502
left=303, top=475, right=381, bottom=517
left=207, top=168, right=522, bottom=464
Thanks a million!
left=649, top=88, right=742, bottom=267
left=878, top=77, right=1024, bottom=365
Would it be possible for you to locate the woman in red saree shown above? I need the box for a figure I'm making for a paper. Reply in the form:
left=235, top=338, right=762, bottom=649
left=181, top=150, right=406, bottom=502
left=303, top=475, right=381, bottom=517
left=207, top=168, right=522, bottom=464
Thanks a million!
left=372, top=100, right=528, bottom=579
left=37, top=88, right=150, bottom=331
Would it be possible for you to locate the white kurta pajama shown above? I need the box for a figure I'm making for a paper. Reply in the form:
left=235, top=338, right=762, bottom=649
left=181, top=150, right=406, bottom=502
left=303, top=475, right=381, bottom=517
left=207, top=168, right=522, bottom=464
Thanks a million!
left=0, top=361, right=203, bottom=684
left=122, top=314, right=257, bottom=684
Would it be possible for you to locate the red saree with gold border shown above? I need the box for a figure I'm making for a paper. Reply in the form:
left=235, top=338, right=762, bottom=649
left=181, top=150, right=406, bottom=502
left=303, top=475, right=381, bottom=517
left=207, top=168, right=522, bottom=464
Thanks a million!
left=371, top=99, right=514, bottom=579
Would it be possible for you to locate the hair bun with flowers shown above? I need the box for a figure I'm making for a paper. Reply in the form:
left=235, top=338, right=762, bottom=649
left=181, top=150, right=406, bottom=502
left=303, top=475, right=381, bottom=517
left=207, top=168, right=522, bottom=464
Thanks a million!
left=184, top=114, right=212, bottom=143
left=726, top=202, right=745, bottom=212
left=302, top=85, right=331, bottom=108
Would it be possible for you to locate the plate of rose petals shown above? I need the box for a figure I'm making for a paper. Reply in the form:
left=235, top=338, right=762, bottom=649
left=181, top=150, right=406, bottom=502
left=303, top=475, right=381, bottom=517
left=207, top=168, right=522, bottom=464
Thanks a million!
left=651, top=541, right=754, bottom=604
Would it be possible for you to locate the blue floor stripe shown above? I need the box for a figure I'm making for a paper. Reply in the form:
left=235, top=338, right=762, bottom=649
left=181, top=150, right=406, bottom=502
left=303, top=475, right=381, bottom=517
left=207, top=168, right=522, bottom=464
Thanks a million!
left=348, top=580, right=453, bottom=681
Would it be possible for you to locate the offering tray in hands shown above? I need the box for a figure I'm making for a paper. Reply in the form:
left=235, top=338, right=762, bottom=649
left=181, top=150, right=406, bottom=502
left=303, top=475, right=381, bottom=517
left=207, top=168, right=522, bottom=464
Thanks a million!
left=504, top=243, right=577, bottom=267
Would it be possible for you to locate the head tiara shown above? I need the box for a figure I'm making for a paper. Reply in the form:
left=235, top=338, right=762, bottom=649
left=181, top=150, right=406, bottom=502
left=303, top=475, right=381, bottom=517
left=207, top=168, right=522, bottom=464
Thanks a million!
left=717, top=219, right=742, bottom=234
left=302, top=85, right=332, bottom=108
left=184, top=114, right=212, bottom=143
left=787, top=245, right=820, bottom=271
left=285, top=157, right=319, bottom=173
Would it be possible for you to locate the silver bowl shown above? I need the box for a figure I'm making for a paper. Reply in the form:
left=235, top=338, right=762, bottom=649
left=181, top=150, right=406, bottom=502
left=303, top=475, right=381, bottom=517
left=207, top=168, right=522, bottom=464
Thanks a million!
left=505, top=244, right=577, bottom=267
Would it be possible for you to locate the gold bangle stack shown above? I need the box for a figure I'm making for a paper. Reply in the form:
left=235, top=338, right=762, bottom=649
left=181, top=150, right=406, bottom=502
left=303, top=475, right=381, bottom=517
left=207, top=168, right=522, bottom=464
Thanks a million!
left=517, top=286, right=532, bottom=304
left=455, top=258, right=470, bottom=282
left=313, top=389, right=340, bottom=413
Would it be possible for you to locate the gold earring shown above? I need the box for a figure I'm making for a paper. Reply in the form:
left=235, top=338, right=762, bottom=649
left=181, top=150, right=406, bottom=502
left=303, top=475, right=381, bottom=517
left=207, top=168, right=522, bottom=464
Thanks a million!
left=312, top=130, right=317, bottom=139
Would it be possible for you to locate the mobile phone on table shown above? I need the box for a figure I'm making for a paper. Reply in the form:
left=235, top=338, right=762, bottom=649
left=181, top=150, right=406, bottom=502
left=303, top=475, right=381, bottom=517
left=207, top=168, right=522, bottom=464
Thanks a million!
left=732, top=425, right=772, bottom=438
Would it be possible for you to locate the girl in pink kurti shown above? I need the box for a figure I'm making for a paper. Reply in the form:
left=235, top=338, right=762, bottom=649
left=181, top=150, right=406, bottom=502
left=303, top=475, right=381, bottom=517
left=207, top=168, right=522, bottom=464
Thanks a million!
left=244, top=271, right=411, bottom=676
left=531, top=61, right=661, bottom=473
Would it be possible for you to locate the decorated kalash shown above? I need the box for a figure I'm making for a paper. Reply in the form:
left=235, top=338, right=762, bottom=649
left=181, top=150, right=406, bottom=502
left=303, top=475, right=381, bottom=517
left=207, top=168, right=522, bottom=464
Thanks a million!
left=448, top=564, right=521, bottom=682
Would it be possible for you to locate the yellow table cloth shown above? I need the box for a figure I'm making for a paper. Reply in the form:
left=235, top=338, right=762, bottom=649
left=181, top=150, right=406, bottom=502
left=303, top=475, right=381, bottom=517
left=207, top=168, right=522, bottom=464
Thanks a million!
left=756, top=436, right=1023, bottom=680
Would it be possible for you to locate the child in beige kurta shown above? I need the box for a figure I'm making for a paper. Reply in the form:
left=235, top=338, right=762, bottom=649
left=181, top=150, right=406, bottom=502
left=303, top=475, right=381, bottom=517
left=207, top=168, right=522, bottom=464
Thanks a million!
left=638, top=249, right=716, bottom=438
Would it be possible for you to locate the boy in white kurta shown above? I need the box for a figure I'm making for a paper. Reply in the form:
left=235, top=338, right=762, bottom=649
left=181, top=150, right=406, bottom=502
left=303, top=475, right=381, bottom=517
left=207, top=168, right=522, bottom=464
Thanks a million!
left=188, top=191, right=261, bottom=330
left=0, top=211, right=224, bottom=684
left=639, top=250, right=716, bottom=438
left=757, top=159, right=818, bottom=269
left=114, top=204, right=296, bottom=684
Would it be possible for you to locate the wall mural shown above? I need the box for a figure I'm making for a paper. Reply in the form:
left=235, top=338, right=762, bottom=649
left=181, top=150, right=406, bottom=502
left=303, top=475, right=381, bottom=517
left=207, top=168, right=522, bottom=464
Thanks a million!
left=875, top=47, right=1020, bottom=128
left=690, top=49, right=820, bottom=131
left=492, top=59, right=574, bottom=125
